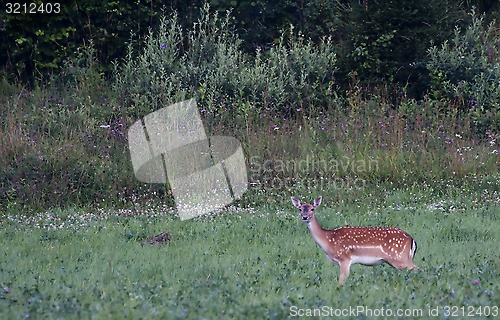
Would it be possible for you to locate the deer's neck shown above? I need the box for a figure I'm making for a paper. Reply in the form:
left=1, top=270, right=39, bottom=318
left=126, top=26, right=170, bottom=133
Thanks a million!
left=307, top=215, right=330, bottom=250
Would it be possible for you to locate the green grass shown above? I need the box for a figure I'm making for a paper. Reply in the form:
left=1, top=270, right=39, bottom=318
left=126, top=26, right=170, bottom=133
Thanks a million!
left=1, top=182, right=498, bottom=319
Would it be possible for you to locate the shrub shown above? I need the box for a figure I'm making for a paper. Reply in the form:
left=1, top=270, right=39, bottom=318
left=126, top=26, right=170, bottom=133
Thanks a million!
left=426, top=10, right=500, bottom=134
left=112, top=4, right=338, bottom=121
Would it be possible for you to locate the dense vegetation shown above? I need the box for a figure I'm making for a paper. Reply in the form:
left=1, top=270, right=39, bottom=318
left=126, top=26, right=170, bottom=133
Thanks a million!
left=1, top=0, right=499, bottom=87
left=1, top=2, right=498, bottom=210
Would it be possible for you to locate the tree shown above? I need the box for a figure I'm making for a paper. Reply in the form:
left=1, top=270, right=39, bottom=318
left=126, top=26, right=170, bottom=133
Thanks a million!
left=335, top=0, right=462, bottom=96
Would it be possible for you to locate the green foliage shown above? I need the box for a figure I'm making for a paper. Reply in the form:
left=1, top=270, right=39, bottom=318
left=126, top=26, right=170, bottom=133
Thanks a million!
left=2, top=0, right=498, bottom=93
left=112, top=4, right=338, bottom=119
left=256, top=26, right=337, bottom=114
left=0, top=4, right=498, bottom=211
left=0, top=44, right=133, bottom=210
left=0, top=0, right=171, bottom=85
left=336, top=0, right=460, bottom=92
left=205, top=0, right=343, bottom=52
left=112, top=13, right=185, bottom=116
left=427, top=11, right=500, bottom=134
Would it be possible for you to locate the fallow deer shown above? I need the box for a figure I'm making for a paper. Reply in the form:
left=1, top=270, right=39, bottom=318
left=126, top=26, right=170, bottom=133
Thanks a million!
left=292, top=196, right=417, bottom=283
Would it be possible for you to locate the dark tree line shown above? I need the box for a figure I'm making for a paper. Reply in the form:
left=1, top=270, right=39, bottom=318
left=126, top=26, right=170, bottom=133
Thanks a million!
left=1, top=0, right=498, bottom=92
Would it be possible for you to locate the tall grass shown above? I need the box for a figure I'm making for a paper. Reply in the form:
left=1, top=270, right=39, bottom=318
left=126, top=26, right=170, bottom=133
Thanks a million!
left=0, top=5, right=498, bottom=212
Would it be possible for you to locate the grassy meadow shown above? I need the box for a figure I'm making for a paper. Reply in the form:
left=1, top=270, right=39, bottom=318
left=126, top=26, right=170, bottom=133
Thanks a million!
left=0, top=180, right=499, bottom=319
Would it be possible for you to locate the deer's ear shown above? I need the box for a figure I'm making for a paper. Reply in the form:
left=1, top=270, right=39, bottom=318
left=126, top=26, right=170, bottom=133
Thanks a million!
left=313, top=196, right=322, bottom=208
left=291, top=197, right=302, bottom=209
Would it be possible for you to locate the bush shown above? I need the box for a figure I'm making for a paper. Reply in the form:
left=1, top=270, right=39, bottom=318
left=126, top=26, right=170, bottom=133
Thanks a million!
left=337, top=0, right=459, bottom=91
left=426, top=10, right=500, bottom=134
left=112, top=4, right=338, bottom=121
